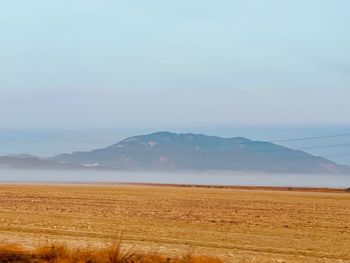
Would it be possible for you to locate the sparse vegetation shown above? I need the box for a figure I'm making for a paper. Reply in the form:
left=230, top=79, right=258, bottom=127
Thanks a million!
left=0, top=243, right=222, bottom=263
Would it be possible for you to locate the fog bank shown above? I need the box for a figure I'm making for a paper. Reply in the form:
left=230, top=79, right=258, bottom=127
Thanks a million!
left=0, top=169, right=349, bottom=188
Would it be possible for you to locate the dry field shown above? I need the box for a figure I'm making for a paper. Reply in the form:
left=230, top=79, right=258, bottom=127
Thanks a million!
left=0, top=184, right=349, bottom=262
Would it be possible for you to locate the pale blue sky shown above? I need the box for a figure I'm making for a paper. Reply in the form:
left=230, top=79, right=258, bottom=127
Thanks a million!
left=1, top=1, right=350, bottom=165
left=1, top=0, right=350, bottom=128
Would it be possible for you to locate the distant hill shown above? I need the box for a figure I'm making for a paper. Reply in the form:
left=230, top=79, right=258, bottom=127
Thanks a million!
left=0, top=155, right=84, bottom=170
left=48, top=132, right=350, bottom=174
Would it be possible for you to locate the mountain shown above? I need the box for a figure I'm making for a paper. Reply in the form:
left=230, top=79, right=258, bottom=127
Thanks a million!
left=49, top=132, right=350, bottom=174
left=0, top=155, right=85, bottom=170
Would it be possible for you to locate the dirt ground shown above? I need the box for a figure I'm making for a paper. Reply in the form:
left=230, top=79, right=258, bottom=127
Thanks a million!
left=0, top=184, right=349, bottom=262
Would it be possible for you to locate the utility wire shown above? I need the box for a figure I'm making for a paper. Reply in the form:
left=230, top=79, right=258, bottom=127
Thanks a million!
left=295, top=142, right=350, bottom=151
left=323, top=153, right=350, bottom=158
left=191, top=142, right=350, bottom=155
left=271, top=132, right=350, bottom=143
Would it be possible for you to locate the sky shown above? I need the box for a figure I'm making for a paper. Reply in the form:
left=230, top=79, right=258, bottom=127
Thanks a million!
left=0, top=1, right=350, bottom=162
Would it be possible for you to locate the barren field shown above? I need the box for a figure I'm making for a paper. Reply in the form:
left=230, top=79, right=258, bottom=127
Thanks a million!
left=0, top=184, right=349, bottom=262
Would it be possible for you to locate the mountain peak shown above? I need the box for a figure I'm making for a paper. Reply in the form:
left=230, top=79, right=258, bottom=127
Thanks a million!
left=49, top=131, right=350, bottom=174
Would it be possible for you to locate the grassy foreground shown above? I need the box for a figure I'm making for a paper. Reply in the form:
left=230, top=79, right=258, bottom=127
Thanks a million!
left=0, top=243, right=222, bottom=263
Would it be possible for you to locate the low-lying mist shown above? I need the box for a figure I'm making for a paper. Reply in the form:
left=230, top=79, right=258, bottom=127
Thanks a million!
left=0, top=169, right=349, bottom=188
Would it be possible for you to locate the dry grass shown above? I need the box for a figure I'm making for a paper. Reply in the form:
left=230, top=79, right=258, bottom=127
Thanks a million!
left=0, top=184, right=349, bottom=262
left=0, top=243, right=222, bottom=263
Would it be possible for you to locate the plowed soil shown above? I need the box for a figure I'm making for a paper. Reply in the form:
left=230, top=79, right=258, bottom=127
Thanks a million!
left=0, top=184, right=349, bottom=262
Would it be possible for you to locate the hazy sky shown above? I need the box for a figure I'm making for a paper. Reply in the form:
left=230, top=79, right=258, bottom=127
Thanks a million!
left=1, top=0, right=350, bottom=129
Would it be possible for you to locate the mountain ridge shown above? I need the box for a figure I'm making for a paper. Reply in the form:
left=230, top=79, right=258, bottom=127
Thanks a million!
left=48, top=131, right=350, bottom=174
left=0, top=155, right=85, bottom=170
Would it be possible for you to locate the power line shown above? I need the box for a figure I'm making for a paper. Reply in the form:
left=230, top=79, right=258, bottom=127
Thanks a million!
left=296, top=142, right=350, bottom=151
left=324, top=153, right=350, bottom=158
left=190, top=142, right=350, bottom=156
left=216, top=132, right=350, bottom=147
left=271, top=133, right=350, bottom=143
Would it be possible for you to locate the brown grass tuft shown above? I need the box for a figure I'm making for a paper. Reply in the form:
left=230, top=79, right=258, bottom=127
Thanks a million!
left=0, top=243, right=223, bottom=263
